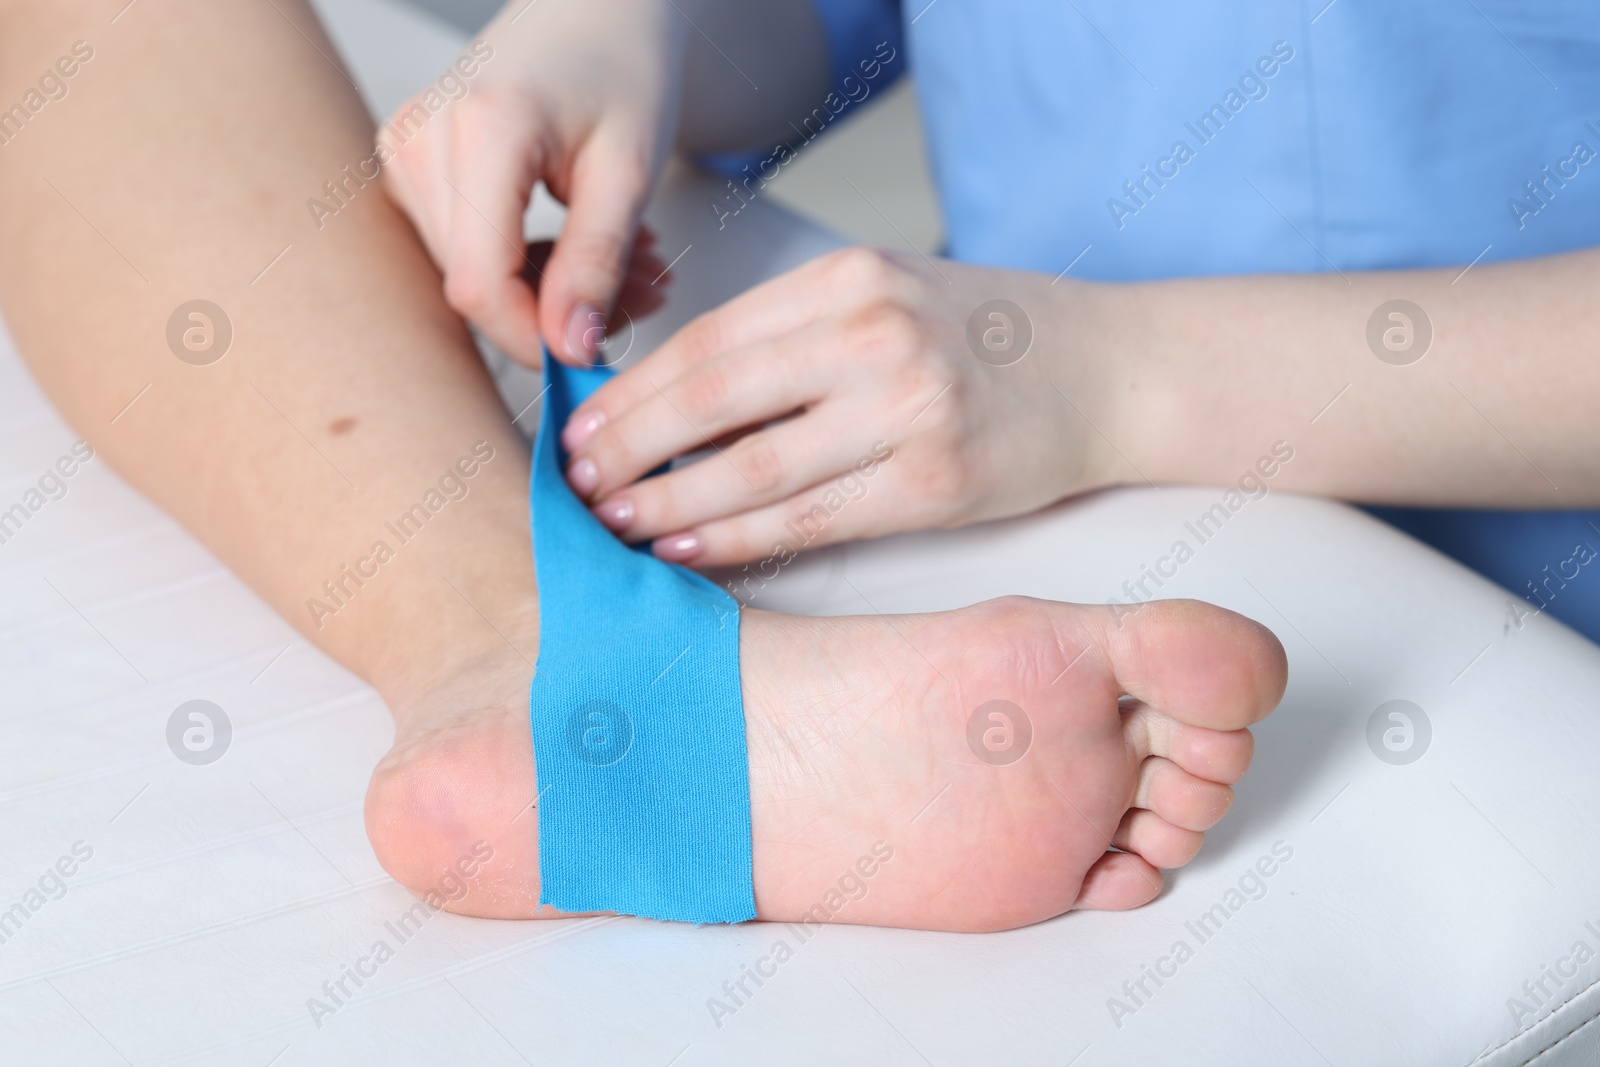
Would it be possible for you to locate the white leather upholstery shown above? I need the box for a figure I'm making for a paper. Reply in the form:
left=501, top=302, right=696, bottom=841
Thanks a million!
left=1, top=1, right=1596, bottom=1063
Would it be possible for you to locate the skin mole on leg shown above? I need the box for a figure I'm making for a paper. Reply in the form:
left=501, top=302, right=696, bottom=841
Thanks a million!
left=329, top=416, right=359, bottom=436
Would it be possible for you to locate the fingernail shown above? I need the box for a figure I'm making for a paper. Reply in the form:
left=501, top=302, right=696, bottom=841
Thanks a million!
left=654, top=532, right=702, bottom=563
left=593, top=496, right=634, bottom=532
left=566, top=301, right=603, bottom=363
left=566, top=455, right=599, bottom=498
left=562, top=408, right=607, bottom=451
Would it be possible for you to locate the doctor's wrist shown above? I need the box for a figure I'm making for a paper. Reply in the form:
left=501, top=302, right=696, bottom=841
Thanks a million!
left=1028, top=275, right=1143, bottom=499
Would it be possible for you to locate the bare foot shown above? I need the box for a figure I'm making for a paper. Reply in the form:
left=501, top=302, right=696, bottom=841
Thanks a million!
left=365, top=596, right=1285, bottom=931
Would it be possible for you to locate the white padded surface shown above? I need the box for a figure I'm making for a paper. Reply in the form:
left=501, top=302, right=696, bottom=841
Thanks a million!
left=2, top=1, right=1598, bottom=1063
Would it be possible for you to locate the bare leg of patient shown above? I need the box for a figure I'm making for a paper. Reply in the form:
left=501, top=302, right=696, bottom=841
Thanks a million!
left=0, top=0, right=1286, bottom=930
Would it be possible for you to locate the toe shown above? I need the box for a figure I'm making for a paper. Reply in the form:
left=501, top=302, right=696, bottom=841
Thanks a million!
left=1072, top=850, right=1163, bottom=910
left=1132, top=756, right=1234, bottom=831
left=1104, top=599, right=1288, bottom=732
left=1124, top=703, right=1256, bottom=784
left=1112, top=809, right=1205, bottom=869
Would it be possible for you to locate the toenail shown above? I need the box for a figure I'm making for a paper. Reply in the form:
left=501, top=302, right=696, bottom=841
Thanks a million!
left=654, top=532, right=703, bottom=563
left=593, top=496, right=634, bottom=532
left=562, top=409, right=607, bottom=451
left=566, top=456, right=599, bottom=498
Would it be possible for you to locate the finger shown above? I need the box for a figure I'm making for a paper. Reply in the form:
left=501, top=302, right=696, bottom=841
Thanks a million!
left=650, top=455, right=898, bottom=568
left=380, top=114, right=453, bottom=262
left=565, top=246, right=880, bottom=438
left=565, top=331, right=830, bottom=498
left=520, top=239, right=555, bottom=293
left=624, top=242, right=669, bottom=285
left=1132, top=757, right=1234, bottom=832
left=1112, top=809, right=1205, bottom=870
left=592, top=407, right=879, bottom=542
left=440, top=107, right=545, bottom=367
left=539, top=130, right=655, bottom=365
left=1122, top=702, right=1256, bottom=785
left=527, top=235, right=669, bottom=323
left=614, top=243, right=670, bottom=322
left=1071, top=851, right=1163, bottom=911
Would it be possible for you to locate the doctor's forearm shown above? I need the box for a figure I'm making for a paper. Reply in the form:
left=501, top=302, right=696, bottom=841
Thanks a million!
left=1090, top=246, right=1600, bottom=507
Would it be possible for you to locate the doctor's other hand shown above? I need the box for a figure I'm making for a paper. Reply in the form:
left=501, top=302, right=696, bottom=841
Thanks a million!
left=380, top=0, right=686, bottom=367
left=558, top=247, right=1126, bottom=567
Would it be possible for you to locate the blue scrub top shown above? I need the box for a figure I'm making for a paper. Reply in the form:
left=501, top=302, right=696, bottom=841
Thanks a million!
left=798, top=0, right=1600, bottom=640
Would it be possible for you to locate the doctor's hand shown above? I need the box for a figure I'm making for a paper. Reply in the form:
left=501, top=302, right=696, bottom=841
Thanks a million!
left=380, top=0, right=686, bottom=367
left=558, top=247, right=1125, bottom=566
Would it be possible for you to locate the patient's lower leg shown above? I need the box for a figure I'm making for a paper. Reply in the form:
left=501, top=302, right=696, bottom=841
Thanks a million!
left=0, top=0, right=1286, bottom=931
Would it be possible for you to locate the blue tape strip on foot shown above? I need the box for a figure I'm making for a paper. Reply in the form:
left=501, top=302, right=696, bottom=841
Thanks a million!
left=528, top=352, right=756, bottom=924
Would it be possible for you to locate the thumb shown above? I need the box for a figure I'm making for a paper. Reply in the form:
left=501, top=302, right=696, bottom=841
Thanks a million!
left=437, top=102, right=545, bottom=367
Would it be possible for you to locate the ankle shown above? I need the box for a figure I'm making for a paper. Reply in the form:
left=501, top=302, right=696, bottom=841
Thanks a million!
left=369, top=600, right=539, bottom=724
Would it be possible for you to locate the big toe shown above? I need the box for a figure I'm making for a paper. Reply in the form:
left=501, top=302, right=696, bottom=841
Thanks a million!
left=1103, top=599, right=1288, bottom=732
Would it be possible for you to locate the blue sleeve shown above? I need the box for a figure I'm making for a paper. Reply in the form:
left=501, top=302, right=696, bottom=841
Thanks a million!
left=811, top=0, right=906, bottom=98
left=697, top=0, right=906, bottom=181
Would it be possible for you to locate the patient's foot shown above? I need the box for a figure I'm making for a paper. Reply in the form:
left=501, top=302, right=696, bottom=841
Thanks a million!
left=365, top=597, right=1285, bottom=931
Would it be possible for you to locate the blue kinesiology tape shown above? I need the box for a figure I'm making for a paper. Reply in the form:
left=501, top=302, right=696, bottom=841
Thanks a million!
left=527, top=352, right=756, bottom=924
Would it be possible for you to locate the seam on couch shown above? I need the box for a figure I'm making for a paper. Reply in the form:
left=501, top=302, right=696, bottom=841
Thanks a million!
left=1524, top=1004, right=1600, bottom=1066
left=1466, top=972, right=1600, bottom=1067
